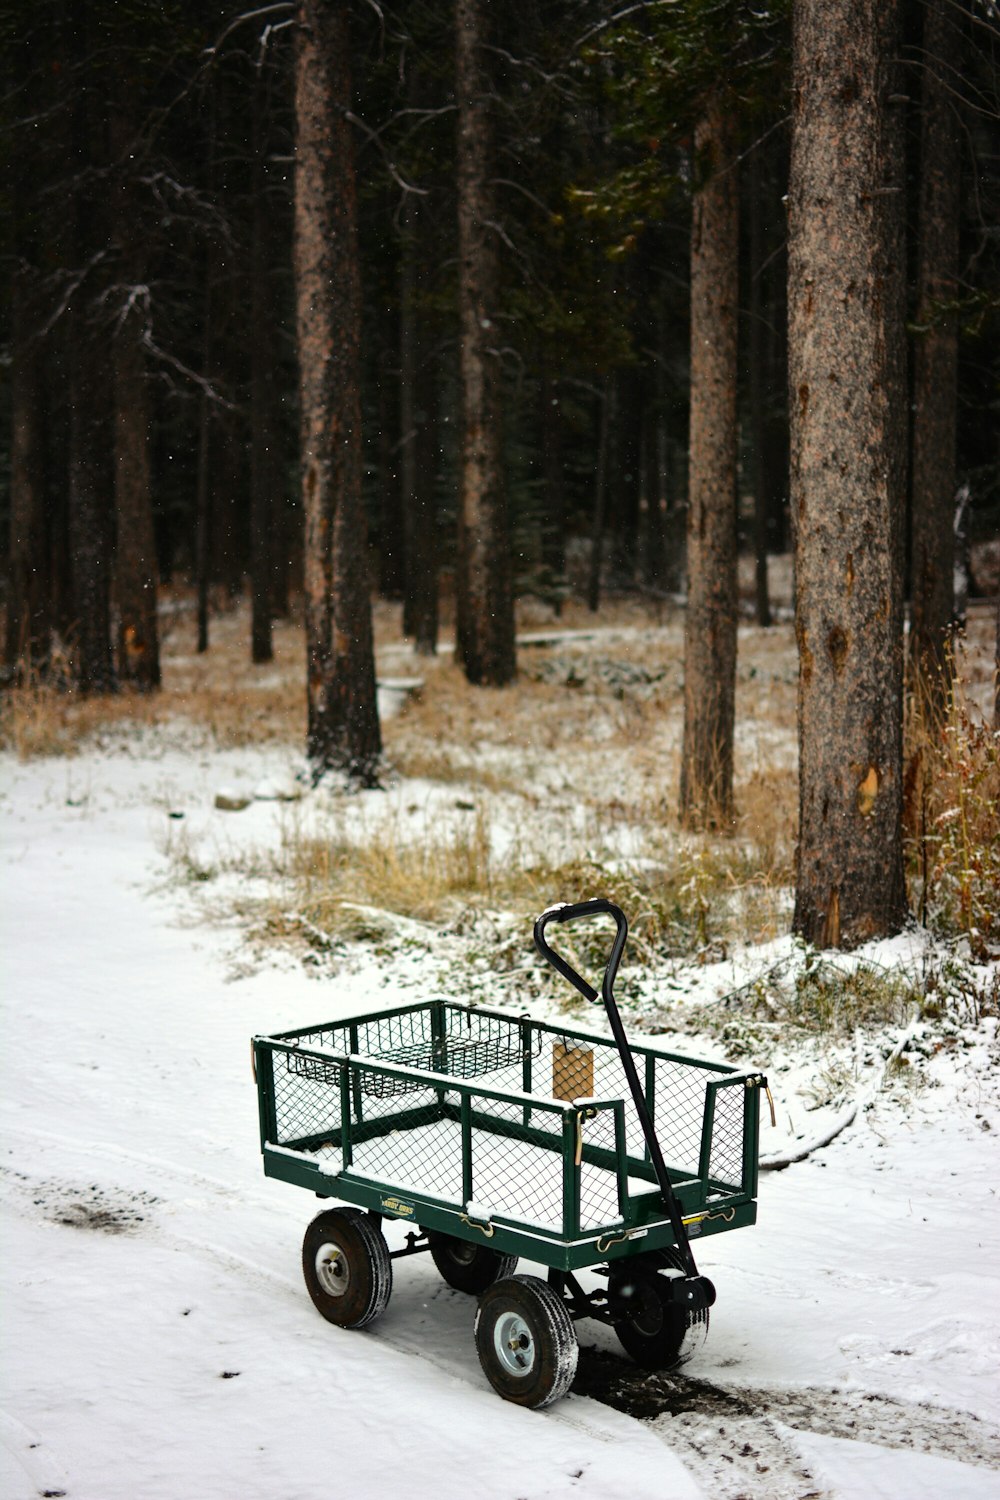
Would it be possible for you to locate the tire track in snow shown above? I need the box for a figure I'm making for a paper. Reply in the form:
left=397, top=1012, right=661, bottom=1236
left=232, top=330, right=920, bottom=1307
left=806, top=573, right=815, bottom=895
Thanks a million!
left=0, top=1408, right=71, bottom=1499
left=7, top=1140, right=998, bottom=1492
left=573, top=1345, right=1000, bottom=1498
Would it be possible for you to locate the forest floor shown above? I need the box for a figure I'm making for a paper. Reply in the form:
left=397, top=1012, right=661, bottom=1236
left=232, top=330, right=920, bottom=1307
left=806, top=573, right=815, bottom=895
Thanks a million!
left=2, top=582, right=999, bottom=1499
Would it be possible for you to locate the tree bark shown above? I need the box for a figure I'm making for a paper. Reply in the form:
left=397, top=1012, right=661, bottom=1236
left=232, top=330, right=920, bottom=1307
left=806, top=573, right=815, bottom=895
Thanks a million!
left=748, top=144, right=773, bottom=628
left=540, top=369, right=566, bottom=612
left=587, top=379, right=613, bottom=613
left=679, top=97, right=740, bottom=828
left=294, top=0, right=380, bottom=781
left=455, top=0, right=515, bottom=685
left=910, top=0, right=962, bottom=716
left=110, top=100, right=160, bottom=691
left=250, top=66, right=275, bottom=665
left=399, top=192, right=439, bottom=654
left=67, top=56, right=115, bottom=697
left=788, top=0, right=908, bottom=947
left=6, top=260, right=50, bottom=678
left=68, top=321, right=115, bottom=695
left=112, top=300, right=160, bottom=689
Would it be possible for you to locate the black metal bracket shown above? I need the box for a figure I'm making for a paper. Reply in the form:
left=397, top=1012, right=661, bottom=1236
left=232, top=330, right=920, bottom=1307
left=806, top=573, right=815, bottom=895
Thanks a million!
left=388, top=1229, right=432, bottom=1261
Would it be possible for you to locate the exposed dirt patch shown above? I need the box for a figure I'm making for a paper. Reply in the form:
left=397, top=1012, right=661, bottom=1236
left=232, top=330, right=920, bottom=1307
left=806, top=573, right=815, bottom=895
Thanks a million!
left=574, top=1345, right=1000, bottom=1499
left=0, top=1166, right=158, bottom=1234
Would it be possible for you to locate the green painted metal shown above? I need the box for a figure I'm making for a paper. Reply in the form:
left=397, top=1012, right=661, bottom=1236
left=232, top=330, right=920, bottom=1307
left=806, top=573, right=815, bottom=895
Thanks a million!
left=253, top=999, right=767, bottom=1274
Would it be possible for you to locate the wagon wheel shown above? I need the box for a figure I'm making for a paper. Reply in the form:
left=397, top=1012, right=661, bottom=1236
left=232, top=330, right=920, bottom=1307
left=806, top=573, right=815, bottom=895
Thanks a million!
left=302, top=1208, right=392, bottom=1330
left=422, top=1228, right=518, bottom=1295
left=474, top=1275, right=578, bottom=1409
left=609, top=1250, right=709, bottom=1371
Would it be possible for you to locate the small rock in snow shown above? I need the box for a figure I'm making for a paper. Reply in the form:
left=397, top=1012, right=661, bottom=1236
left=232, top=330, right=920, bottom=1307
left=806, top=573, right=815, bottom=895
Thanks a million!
left=214, top=790, right=252, bottom=812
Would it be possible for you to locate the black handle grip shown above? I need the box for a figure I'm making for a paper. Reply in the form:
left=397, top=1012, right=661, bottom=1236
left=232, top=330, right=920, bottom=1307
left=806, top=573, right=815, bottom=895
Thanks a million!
left=533, top=898, right=629, bottom=1006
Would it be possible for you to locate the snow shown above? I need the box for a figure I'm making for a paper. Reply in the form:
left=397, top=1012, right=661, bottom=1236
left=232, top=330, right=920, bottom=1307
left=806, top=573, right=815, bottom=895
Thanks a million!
left=2, top=731, right=999, bottom=1499
left=789, top=1431, right=1000, bottom=1500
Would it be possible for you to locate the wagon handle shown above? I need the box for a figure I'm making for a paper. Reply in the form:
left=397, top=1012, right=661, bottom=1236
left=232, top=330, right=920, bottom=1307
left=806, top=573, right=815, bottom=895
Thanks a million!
left=532, top=897, right=627, bottom=1006
left=533, top=899, right=713, bottom=1294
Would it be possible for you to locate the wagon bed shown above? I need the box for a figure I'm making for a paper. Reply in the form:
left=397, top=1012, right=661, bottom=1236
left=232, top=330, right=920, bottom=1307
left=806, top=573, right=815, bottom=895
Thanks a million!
left=254, top=998, right=765, bottom=1270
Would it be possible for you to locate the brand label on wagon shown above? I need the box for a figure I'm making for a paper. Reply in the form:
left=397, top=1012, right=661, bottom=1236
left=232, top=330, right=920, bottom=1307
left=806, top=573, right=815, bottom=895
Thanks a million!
left=380, top=1195, right=415, bottom=1218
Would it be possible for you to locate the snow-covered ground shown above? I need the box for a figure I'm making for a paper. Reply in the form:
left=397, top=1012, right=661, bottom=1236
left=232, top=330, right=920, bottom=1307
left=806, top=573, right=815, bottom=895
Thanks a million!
left=2, top=728, right=999, bottom=1500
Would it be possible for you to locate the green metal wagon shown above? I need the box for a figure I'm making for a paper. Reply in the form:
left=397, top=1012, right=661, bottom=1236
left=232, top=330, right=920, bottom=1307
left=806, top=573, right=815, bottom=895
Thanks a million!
left=253, top=899, right=768, bottom=1408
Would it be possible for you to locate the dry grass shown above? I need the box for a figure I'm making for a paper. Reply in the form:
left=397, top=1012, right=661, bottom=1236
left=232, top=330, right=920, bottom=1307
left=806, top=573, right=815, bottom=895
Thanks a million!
left=7, top=581, right=995, bottom=971
left=905, top=648, right=1000, bottom=959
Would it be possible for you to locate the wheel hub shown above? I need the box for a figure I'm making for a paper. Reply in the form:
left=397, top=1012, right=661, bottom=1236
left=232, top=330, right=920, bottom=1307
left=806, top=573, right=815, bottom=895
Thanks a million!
left=315, top=1241, right=350, bottom=1298
left=494, top=1311, right=535, bottom=1377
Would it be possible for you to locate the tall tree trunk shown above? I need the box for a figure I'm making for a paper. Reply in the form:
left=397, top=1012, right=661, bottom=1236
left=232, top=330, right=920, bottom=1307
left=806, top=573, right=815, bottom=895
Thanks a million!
left=250, top=68, right=274, bottom=665
left=67, top=54, right=115, bottom=697
left=195, top=368, right=213, bottom=653
left=748, top=145, right=773, bottom=628
left=110, top=102, right=160, bottom=690
left=195, top=85, right=218, bottom=656
left=679, top=97, right=739, bottom=828
left=910, top=0, right=962, bottom=717
left=587, top=379, right=613, bottom=613
left=68, top=323, right=115, bottom=695
left=539, top=370, right=566, bottom=612
left=294, top=0, right=380, bottom=781
left=378, top=355, right=404, bottom=601
left=454, top=0, right=515, bottom=685
left=399, top=193, right=439, bottom=654
left=612, top=362, right=643, bottom=585
left=6, top=261, right=50, bottom=678
left=788, top=0, right=908, bottom=947
left=112, top=300, right=160, bottom=689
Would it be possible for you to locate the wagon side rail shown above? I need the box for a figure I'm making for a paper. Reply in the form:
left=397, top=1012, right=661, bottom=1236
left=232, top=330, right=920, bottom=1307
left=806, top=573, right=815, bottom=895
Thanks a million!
left=254, top=1032, right=762, bottom=1247
left=698, top=1072, right=766, bottom=1204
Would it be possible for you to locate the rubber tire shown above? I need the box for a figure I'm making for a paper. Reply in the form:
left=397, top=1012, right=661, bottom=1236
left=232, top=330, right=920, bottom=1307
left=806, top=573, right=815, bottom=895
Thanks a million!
left=302, top=1207, right=392, bottom=1330
left=424, top=1229, right=518, bottom=1294
left=610, top=1253, right=709, bottom=1371
left=474, top=1274, right=578, bottom=1409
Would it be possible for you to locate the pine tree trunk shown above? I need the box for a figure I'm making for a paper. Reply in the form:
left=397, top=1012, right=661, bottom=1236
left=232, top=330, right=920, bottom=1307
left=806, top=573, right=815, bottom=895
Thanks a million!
left=194, top=87, right=218, bottom=656
left=612, top=363, right=643, bottom=585
left=587, top=380, right=613, bottom=613
left=67, top=62, right=114, bottom=697
left=250, top=72, right=274, bottom=665
left=399, top=192, right=439, bottom=654
left=194, top=359, right=213, bottom=654
left=68, top=323, right=115, bottom=695
left=679, top=97, right=739, bottom=828
left=6, top=261, right=50, bottom=678
left=788, top=0, right=907, bottom=947
left=540, top=370, right=566, bottom=612
left=910, top=0, right=962, bottom=715
left=113, top=301, right=160, bottom=689
left=378, top=360, right=404, bottom=601
left=748, top=146, right=772, bottom=629
left=109, top=98, right=159, bottom=691
left=294, top=0, right=380, bottom=781
left=455, top=0, right=515, bottom=685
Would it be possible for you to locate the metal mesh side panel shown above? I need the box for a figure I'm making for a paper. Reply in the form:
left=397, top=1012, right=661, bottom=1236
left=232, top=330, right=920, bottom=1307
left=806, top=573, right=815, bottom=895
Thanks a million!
left=468, top=1096, right=567, bottom=1230
left=578, top=1109, right=623, bottom=1229
left=650, top=1057, right=726, bottom=1178
left=348, top=1086, right=462, bottom=1200
left=271, top=1052, right=343, bottom=1147
left=707, top=1081, right=746, bottom=1193
left=564, top=1038, right=728, bottom=1178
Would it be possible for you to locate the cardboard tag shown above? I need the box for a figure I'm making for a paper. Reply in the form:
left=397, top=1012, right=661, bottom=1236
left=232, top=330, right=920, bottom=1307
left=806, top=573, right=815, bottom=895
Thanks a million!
left=553, top=1041, right=594, bottom=1101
